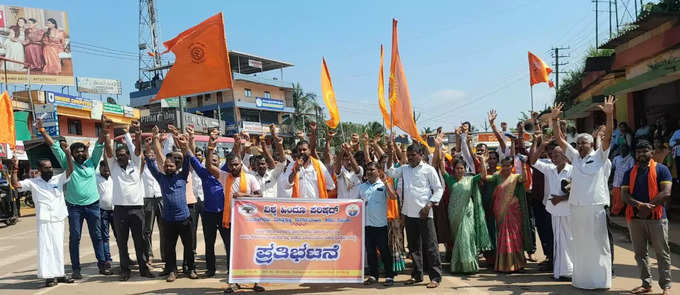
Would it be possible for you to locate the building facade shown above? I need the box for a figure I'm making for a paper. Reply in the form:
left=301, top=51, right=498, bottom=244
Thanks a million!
left=130, top=50, right=295, bottom=136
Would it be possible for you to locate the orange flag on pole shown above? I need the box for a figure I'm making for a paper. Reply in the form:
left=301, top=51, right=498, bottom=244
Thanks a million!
left=0, top=91, right=16, bottom=149
left=377, top=45, right=391, bottom=129
left=151, top=13, right=233, bottom=101
left=528, top=51, right=554, bottom=88
left=321, top=58, right=340, bottom=129
left=388, top=19, right=427, bottom=146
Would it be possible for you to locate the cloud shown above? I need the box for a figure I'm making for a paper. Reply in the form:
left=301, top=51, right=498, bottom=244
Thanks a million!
left=431, top=89, right=466, bottom=101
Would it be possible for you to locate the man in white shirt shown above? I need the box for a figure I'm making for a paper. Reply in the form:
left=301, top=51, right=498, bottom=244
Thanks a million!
left=531, top=143, right=573, bottom=280
left=105, top=125, right=154, bottom=280
left=96, top=161, right=114, bottom=269
left=12, top=156, right=75, bottom=287
left=248, top=131, right=286, bottom=198
left=385, top=140, right=443, bottom=288
left=282, top=140, right=335, bottom=198
left=611, top=145, right=635, bottom=215
left=334, top=143, right=364, bottom=199
left=550, top=97, right=615, bottom=290
left=140, top=137, right=165, bottom=264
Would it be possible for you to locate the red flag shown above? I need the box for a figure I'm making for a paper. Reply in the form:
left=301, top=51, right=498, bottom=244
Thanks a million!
left=0, top=91, right=16, bottom=149
left=151, top=13, right=233, bottom=101
left=528, top=51, right=554, bottom=88
left=388, top=19, right=427, bottom=146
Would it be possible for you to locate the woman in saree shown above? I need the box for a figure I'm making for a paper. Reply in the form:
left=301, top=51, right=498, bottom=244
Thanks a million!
left=433, top=135, right=492, bottom=274
left=3, top=18, right=27, bottom=72
left=490, top=157, right=532, bottom=272
left=41, top=18, right=68, bottom=74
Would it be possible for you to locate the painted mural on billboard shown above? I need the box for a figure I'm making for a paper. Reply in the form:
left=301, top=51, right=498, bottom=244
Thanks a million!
left=0, top=5, right=74, bottom=85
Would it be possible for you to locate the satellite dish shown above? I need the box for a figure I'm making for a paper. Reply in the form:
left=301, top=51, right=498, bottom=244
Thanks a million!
left=107, top=97, right=117, bottom=104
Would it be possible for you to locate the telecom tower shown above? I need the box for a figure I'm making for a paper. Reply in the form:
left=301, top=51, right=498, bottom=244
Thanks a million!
left=136, top=0, right=163, bottom=90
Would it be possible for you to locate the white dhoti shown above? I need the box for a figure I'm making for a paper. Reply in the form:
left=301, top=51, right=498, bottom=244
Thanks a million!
left=569, top=205, right=611, bottom=289
left=552, top=215, right=573, bottom=279
left=37, top=220, right=65, bottom=279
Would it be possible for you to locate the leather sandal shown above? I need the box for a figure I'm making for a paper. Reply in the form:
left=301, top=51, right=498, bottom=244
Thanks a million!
left=631, top=286, right=652, bottom=294
left=426, top=281, right=440, bottom=288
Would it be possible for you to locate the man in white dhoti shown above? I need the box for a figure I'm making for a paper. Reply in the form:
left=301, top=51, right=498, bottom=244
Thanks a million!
left=530, top=141, right=573, bottom=281
left=11, top=156, right=75, bottom=287
left=549, top=96, right=615, bottom=290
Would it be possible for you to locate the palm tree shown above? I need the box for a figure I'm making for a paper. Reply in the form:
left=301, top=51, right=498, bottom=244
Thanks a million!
left=283, top=83, right=322, bottom=132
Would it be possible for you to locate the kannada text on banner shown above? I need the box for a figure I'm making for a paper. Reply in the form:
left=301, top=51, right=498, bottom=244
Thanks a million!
left=229, top=198, right=364, bottom=283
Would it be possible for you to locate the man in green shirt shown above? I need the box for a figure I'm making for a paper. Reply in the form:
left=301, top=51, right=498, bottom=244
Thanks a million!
left=37, top=116, right=113, bottom=279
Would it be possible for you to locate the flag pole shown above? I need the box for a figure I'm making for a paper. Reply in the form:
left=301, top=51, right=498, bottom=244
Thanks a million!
left=530, top=85, right=534, bottom=114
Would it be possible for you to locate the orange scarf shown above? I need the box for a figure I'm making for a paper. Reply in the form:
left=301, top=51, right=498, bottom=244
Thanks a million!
left=222, top=169, right=247, bottom=228
left=327, top=173, right=338, bottom=199
left=386, top=177, right=399, bottom=220
left=625, top=159, right=662, bottom=221
left=292, top=157, right=328, bottom=199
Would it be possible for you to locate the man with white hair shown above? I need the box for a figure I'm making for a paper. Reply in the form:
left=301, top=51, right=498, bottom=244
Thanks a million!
left=549, top=96, right=615, bottom=290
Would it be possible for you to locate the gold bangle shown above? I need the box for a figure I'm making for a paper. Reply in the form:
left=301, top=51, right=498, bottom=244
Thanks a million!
left=39, top=127, right=46, bottom=133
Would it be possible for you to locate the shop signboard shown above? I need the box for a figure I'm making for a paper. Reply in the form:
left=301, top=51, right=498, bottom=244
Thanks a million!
left=34, top=104, right=59, bottom=138
left=254, top=97, right=284, bottom=111
left=76, top=77, right=122, bottom=95
left=46, top=91, right=93, bottom=110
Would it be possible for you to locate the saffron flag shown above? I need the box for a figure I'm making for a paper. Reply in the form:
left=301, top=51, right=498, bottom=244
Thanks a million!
left=528, top=51, right=554, bottom=88
left=378, top=45, right=391, bottom=129
left=388, top=19, right=427, bottom=146
left=321, top=58, right=340, bottom=129
left=151, top=13, right=233, bottom=101
left=0, top=91, right=16, bottom=149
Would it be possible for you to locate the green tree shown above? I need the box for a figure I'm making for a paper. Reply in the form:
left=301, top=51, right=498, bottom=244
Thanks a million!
left=284, top=83, right=322, bottom=132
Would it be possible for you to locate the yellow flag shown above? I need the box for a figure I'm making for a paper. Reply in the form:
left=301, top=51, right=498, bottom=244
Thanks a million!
left=388, top=19, right=427, bottom=146
left=378, top=45, right=391, bottom=129
left=321, top=58, right=340, bottom=129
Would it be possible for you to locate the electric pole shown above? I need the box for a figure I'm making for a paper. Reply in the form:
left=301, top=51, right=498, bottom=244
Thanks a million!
left=551, top=47, right=570, bottom=92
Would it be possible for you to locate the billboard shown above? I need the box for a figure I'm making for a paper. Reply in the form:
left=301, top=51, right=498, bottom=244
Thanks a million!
left=229, top=198, right=364, bottom=283
left=76, top=77, right=122, bottom=95
left=0, top=5, right=74, bottom=85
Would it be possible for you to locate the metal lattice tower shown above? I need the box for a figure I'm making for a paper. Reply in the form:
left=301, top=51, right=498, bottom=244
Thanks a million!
left=137, top=0, right=162, bottom=86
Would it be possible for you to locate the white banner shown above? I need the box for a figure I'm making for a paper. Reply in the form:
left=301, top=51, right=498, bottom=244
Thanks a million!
left=76, top=77, right=122, bottom=95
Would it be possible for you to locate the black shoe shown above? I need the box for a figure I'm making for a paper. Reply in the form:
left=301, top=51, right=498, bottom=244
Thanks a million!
left=57, top=276, right=74, bottom=283
left=99, top=268, right=113, bottom=275
left=159, top=269, right=172, bottom=276
left=119, top=271, right=131, bottom=281
left=140, top=270, right=155, bottom=278
left=203, top=270, right=216, bottom=278
left=253, top=283, right=265, bottom=292
left=45, top=278, right=57, bottom=287
left=71, top=272, right=82, bottom=280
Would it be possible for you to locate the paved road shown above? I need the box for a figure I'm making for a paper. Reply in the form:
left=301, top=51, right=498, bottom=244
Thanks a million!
left=0, top=215, right=678, bottom=295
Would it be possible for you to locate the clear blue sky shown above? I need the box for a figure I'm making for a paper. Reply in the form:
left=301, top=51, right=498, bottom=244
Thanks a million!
left=10, top=0, right=632, bottom=130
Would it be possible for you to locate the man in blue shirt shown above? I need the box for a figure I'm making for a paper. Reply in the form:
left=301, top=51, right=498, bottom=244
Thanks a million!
left=621, top=140, right=672, bottom=295
left=186, top=129, right=230, bottom=279
left=359, top=162, right=396, bottom=286
left=146, top=127, right=195, bottom=282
